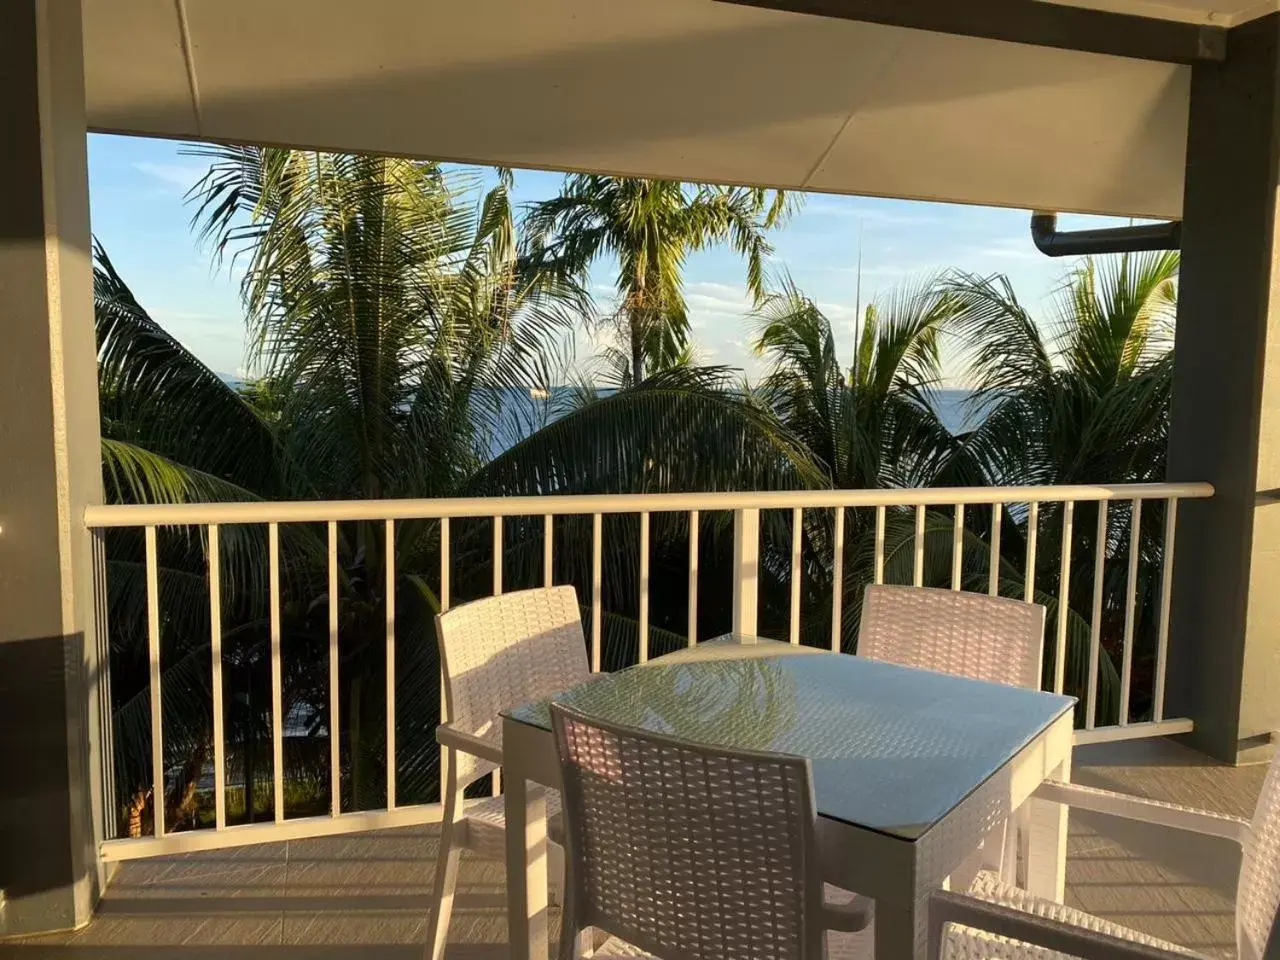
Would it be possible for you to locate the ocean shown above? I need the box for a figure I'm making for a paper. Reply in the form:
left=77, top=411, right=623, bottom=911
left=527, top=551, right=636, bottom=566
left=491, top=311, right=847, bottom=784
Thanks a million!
left=934, top=388, right=981, bottom=434
left=484, top=386, right=979, bottom=458
left=220, top=376, right=978, bottom=458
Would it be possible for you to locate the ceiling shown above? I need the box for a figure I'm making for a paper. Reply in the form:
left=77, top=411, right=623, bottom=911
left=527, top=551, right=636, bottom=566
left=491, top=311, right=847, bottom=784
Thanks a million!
left=83, top=0, right=1201, bottom=218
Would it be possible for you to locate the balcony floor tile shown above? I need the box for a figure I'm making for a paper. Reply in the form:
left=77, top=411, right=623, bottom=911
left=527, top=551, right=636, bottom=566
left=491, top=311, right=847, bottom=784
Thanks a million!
left=3, top=737, right=1265, bottom=958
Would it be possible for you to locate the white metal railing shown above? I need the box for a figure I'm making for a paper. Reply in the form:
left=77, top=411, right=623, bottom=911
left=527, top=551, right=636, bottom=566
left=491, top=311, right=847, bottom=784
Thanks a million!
left=84, top=481, right=1212, bottom=860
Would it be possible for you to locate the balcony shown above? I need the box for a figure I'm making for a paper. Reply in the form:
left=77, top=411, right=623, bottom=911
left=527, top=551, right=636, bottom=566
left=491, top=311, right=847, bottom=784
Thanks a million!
left=13, top=0, right=1280, bottom=949
left=7, top=480, right=1255, bottom=955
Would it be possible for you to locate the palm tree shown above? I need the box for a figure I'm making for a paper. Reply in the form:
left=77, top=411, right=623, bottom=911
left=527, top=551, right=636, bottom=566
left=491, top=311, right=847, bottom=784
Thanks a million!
left=753, top=274, right=964, bottom=492
left=98, top=152, right=821, bottom=832
left=946, top=252, right=1176, bottom=489
left=945, top=252, right=1178, bottom=720
left=180, top=148, right=592, bottom=813
left=748, top=275, right=967, bottom=648
left=523, top=175, right=792, bottom=381
left=745, top=269, right=1128, bottom=721
left=190, top=152, right=583, bottom=502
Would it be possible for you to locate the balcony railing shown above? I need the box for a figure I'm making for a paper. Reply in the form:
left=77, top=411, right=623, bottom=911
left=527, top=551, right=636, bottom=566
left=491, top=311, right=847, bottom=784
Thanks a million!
left=83, top=481, right=1212, bottom=860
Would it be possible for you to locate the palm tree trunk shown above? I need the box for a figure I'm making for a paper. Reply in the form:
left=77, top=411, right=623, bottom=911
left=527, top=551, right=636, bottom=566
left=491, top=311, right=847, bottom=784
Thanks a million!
left=630, top=320, right=644, bottom=384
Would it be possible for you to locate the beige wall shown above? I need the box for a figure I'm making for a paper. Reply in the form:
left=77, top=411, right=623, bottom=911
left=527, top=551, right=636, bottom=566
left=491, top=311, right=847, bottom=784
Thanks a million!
left=0, top=0, right=105, bottom=936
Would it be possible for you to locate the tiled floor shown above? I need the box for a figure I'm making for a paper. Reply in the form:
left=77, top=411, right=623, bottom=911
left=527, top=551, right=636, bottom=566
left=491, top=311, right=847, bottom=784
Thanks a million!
left=1064, top=737, right=1266, bottom=958
left=4, top=737, right=1267, bottom=959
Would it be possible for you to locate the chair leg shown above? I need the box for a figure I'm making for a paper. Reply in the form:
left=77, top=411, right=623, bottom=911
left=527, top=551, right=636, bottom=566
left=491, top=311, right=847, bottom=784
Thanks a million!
left=547, top=841, right=591, bottom=958
left=1013, top=803, right=1032, bottom=888
left=554, top=875, right=594, bottom=960
left=425, top=755, right=465, bottom=960
left=1000, top=814, right=1019, bottom=886
left=548, top=841, right=565, bottom=907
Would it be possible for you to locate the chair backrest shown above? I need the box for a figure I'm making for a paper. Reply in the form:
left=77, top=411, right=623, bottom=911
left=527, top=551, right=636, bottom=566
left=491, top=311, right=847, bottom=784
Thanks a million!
left=436, top=585, right=590, bottom=784
left=1237, top=757, right=1280, bottom=960
left=858, top=584, right=1046, bottom=690
left=550, top=703, right=824, bottom=960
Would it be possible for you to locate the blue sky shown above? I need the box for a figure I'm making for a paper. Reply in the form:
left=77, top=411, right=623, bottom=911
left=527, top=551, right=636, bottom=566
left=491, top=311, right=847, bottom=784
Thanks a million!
left=87, top=133, right=1138, bottom=385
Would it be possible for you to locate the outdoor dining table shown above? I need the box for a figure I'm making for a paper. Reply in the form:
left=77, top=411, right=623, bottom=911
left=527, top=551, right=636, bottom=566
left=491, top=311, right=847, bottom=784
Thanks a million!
left=498, top=634, right=1076, bottom=960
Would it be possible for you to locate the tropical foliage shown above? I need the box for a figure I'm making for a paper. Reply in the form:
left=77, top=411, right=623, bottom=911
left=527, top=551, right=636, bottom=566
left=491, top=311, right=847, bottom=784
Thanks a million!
left=523, top=175, right=790, bottom=382
left=747, top=274, right=966, bottom=647
left=97, top=150, right=1176, bottom=834
left=945, top=252, right=1179, bottom=718
left=98, top=151, right=813, bottom=833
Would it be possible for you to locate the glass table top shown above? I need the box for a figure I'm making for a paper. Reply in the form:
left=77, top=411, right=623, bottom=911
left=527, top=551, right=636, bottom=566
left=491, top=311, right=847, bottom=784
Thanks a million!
left=507, top=636, right=1075, bottom=840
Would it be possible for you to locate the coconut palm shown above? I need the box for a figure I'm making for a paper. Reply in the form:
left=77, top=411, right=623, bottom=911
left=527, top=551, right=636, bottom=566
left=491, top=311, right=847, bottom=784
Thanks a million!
left=752, top=274, right=965, bottom=492
left=96, top=243, right=300, bottom=832
left=523, top=175, right=792, bottom=380
left=945, top=252, right=1178, bottom=721
left=744, top=270, right=1127, bottom=722
left=946, top=252, right=1176, bottom=489
left=125, top=148, right=591, bottom=816
left=98, top=153, right=821, bottom=832
left=748, top=275, right=969, bottom=648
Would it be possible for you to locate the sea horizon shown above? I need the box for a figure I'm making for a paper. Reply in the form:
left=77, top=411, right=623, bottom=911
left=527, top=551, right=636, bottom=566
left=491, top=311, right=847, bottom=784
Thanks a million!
left=216, top=375, right=981, bottom=456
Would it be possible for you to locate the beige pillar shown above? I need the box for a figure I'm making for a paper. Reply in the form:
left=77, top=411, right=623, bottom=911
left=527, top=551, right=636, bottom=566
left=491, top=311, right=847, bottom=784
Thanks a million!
left=1167, top=12, right=1280, bottom=764
left=0, top=0, right=106, bottom=936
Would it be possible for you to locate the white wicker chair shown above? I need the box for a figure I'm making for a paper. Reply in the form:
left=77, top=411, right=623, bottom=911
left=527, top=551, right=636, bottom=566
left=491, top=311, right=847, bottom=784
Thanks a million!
left=858, top=585, right=1046, bottom=691
left=425, top=585, right=592, bottom=960
left=859, top=584, right=1048, bottom=891
left=550, top=702, right=873, bottom=960
left=926, top=755, right=1280, bottom=960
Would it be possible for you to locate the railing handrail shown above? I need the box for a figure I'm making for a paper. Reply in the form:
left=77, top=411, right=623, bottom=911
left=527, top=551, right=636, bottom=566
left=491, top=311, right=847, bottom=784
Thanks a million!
left=83, top=481, right=1215, bottom=528
left=91, top=477, right=1212, bottom=858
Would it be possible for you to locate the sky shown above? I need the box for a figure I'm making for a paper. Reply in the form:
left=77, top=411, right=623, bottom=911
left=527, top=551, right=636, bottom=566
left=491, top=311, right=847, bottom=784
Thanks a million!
left=87, top=133, right=1142, bottom=386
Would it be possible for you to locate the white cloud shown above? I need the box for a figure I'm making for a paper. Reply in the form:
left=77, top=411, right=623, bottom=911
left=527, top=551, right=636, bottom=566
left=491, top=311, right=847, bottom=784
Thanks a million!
left=684, top=281, right=753, bottom=322
left=800, top=200, right=942, bottom=227
left=149, top=306, right=225, bottom=324
left=801, top=263, right=925, bottom=279
left=685, top=280, right=746, bottom=300
left=818, top=301, right=862, bottom=324
left=963, top=237, right=1041, bottom=262
left=133, top=161, right=206, bottom=192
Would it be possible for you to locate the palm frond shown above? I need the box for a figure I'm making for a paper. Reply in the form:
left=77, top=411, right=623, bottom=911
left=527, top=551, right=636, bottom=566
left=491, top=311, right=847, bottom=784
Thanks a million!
left=101, top=439, right=265, bottom=506
left=95, top=243, right=286, bottom=495
left=470, top=366, right=825, bottom=497
left=943, top=271, right=1053, bottom=399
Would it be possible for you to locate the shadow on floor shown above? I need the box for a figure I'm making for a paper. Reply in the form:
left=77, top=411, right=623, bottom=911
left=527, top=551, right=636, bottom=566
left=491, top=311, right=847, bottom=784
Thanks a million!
left=3, top=738, right=1265, bottom=959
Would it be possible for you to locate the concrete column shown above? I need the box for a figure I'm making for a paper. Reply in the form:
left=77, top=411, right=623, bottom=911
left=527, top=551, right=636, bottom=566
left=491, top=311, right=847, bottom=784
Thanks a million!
left=1167, top=12, right=1280, bottom=764
left=0, top=0, right=106, bottom=936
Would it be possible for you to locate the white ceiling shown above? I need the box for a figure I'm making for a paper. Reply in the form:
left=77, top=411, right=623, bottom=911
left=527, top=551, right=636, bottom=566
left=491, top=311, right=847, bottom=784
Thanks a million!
left=83, top=0, right=1198, bottom=218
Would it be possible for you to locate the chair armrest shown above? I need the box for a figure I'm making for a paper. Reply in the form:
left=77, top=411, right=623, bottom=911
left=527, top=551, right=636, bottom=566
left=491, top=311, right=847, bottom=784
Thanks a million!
left=435, top=722, right=504, bottom=765
left=822, top=895, right=874, bottom=933
left=927, top=890, right=1205, bottom=960
left=1033, top=779, right=1250, bottom=845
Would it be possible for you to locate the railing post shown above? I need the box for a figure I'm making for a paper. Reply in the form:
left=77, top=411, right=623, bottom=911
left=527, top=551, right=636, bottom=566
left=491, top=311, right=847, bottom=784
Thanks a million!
left=732, top=508, right=759, bottom=637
